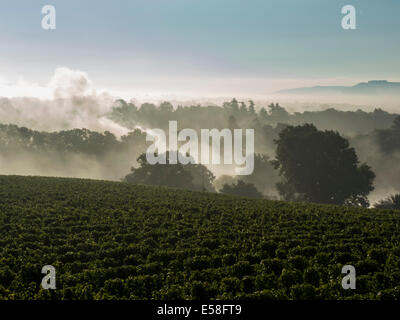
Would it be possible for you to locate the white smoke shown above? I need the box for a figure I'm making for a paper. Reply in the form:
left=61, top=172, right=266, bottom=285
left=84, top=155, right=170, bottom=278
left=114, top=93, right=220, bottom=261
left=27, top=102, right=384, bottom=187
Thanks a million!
left=0, top=67, right=128, bottom=136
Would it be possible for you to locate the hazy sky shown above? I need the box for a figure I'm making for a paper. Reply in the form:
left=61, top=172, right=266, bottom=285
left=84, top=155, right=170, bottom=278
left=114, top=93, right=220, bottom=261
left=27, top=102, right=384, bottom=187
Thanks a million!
left=1, top=0, right=399, bottom=98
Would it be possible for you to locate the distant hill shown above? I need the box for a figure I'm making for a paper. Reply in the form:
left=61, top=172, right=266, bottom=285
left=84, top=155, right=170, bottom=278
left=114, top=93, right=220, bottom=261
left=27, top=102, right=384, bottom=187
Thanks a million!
left=278, top=80, right=400, bottom=95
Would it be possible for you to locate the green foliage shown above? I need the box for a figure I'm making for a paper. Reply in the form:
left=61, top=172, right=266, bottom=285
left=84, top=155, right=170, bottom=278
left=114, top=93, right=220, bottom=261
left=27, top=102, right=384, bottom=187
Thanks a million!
left=125, top=153, right=195, bottom=190
left=273, top=124, right=375, bottom=206
left=0, top=175, right=400, bottom=300
left=125, top=152, right=216, bottom=192
left=374, top=194, right=400, bottom=210
left=376, top=115, right=400, bottom=154
left=220, top=180, right=263, bottom=199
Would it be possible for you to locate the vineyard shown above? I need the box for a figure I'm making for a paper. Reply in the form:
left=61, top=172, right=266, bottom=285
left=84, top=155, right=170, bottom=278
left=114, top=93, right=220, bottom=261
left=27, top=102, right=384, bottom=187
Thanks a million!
left=0, top=175, right=400, bottom=300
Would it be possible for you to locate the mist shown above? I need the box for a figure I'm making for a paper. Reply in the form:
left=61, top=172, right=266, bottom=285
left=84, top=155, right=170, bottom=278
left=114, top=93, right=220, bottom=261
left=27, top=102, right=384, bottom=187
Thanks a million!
left=0, top=68, right=128, bottom=136
left=0, top=67, right=400, bottom=205
left=350, top=133, right=400, bottom=205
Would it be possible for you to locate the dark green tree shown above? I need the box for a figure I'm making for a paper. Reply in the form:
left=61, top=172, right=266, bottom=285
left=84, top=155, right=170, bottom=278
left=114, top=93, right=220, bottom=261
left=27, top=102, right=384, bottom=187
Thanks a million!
left=183, top=162, right=216, bottom=192
left=376, top=115, right=400, bottom=153
left=273, top=124, right=375, bottom=207
left=124, top=152, right=195, bottom=190
left=374, top=194, right=400, bottom=210
left=220, top=180, right=263, bottom=199
left=124, top=151, right=215, bottom=191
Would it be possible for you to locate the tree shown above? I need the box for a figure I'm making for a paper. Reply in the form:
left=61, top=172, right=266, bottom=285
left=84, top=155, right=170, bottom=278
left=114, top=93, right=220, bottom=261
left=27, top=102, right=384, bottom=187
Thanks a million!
left=220, top=180, right=263, bottom=199
left=240, top=154, right=280, bottom=198
left=239, top=102, right=247, bottom=113
left=273, top=124, right=375, bottom=207
left=376, top=115, right=400, bottom=153
left=259, top=107, right=269, bottom=120
left=183, top=162, right=216, bottom=192
left=268, top=103, right=289, bottom=122
left=248, top=100, right=256, bottom=115
left=374, top=194, right=400, bottom=210
left=124, top=152, right=195, bottom=190
left=159, top=101, right=174, bottom=113
left=213, top=175, right=238, bottom=192
left=124, top=151, right=215, bottom=192
left=391, top=116, right=400, bottom=131
left=228, top=115, right=239, bottom=130
left=223, top=98, right=239, bottom=113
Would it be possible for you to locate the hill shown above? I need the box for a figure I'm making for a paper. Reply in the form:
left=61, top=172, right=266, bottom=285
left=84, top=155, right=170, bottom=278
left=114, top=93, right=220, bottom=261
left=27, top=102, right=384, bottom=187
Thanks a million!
left=0, top=175, right=400, bottom=300
left=278, top=80, right=400, bottom=95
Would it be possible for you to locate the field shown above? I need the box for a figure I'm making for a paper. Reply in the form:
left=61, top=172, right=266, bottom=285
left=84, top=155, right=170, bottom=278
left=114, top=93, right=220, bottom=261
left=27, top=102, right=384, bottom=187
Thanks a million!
left=0, top=175, right=400, bottom=300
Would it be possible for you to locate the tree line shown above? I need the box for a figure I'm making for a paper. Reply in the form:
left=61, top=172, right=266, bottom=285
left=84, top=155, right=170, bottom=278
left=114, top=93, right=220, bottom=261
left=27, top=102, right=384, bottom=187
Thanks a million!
left=1, top=101, right=400, bottom=208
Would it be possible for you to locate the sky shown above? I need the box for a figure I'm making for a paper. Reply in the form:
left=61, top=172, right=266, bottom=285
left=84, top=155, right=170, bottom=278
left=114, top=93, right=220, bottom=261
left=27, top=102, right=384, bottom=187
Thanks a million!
left=0, top=0, right=399, bottom=99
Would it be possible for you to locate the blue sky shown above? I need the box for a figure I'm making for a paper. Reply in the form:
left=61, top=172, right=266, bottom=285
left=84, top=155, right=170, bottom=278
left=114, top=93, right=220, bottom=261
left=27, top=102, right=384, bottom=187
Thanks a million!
left=0, top=0, right=399, bottom=98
